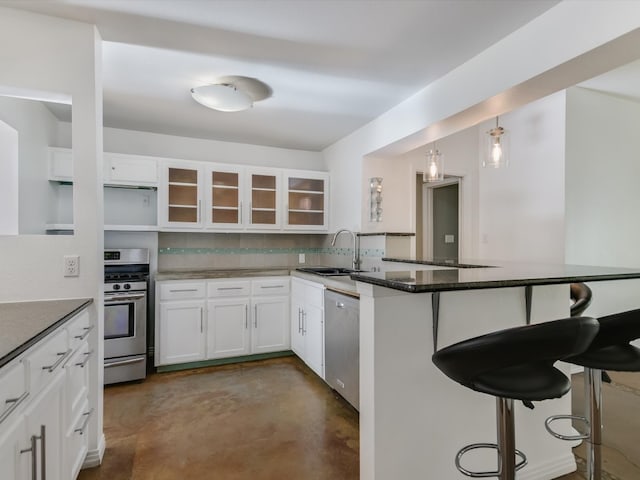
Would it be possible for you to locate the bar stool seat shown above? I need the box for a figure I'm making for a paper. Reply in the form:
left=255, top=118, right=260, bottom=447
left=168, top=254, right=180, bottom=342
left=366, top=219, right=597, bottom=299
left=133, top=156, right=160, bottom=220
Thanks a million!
left=433, top=317, right=599, bottom=479
left=548, top=308, right=640, bottom=480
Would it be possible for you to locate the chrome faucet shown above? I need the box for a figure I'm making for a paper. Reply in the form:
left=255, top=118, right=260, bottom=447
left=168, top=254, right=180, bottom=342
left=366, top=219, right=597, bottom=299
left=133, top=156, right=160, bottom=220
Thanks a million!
left=331, top=229, right=361, bottom=270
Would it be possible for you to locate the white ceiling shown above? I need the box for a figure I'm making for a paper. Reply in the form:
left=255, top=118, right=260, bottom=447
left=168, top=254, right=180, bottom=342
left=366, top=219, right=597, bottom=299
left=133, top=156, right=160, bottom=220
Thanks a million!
left=2, top=0, right=562, bottom=151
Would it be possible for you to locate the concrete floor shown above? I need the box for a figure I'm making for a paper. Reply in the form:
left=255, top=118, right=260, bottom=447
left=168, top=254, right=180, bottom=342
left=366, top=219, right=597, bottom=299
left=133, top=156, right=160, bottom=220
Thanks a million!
left=79, top=358, right=640, bottom=480
left=79, top=357, right=359, bottom=480
left=559, top=371, right=640, bottom=480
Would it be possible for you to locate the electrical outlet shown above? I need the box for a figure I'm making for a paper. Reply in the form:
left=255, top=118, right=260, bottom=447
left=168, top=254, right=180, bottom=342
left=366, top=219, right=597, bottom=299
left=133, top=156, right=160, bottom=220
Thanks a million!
left=298, top=253, right=305, bottom=264
left=64, top=255, right=80, bottom=277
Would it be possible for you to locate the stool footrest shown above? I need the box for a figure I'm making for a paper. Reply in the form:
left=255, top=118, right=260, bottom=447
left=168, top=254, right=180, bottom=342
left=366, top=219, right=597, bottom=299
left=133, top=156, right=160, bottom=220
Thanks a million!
left=545, top=414, right=590, bottom=441
left=455, top=442, right=527, bottom=478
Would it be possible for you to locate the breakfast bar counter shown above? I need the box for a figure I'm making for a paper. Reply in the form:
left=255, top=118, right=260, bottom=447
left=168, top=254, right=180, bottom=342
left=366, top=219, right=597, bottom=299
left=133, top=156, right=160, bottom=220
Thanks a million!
left=351, top=259, right=640, bottom=480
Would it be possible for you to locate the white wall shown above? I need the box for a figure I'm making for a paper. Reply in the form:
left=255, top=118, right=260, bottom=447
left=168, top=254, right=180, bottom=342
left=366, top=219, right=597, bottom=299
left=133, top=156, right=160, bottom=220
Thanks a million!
left=0, top=119, right=18, bottom=234
left=102, top=126, right=325, bottom=171
left=324, top=1, right=640, bottom=233
left=478, top=91, right=566, bottom=263
left=0, top=96, right=59, bottom=234
left=0, top=5, right=104, bottom=461
left=566, top=87, right=640, bottom=316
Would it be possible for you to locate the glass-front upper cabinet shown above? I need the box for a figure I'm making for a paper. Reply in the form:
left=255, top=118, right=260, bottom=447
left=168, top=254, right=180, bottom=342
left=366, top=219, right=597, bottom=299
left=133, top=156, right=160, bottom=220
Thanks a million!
left=248, top=169, right=280, bottom=229
left=158, top=161, right=203, bottom=228
left=207, top=166, right=243, bottom=229
left=283, top=170, right=329, bottom=231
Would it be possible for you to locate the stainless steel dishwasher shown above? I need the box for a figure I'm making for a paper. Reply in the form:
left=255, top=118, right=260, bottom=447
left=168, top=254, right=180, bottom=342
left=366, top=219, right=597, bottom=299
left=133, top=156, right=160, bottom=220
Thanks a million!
left=324, top=289, right=359, bottom=410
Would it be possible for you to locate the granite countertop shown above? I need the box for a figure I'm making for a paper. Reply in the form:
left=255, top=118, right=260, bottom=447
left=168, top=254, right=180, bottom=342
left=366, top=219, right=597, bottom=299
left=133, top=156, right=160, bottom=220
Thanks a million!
left=156, top=268, right=292, bottom=281
left=156, top=267, right=360, bottom=296
left=0, top=298, right=93, bottom=369
left=351, top=258, right=640, bottom=293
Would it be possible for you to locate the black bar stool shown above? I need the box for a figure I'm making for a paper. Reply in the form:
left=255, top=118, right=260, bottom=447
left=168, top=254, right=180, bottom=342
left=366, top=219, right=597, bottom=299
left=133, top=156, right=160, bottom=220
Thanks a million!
left=432, top=317, right=599, bottom=480
left=546, top=308, right=640, bottom=480
left=570, top=282, right=592, bottom=317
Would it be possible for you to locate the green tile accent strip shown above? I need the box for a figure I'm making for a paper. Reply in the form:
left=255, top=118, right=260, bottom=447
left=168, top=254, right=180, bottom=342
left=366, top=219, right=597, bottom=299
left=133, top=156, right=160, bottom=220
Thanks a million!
left=159, top=247, right=385, bottom=257
left=156, top=351, right=295, bottom=372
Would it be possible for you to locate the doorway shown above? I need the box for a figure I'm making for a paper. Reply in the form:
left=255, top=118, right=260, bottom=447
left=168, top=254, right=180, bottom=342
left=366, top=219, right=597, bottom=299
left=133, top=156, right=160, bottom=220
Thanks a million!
left=417, top=175, right=461, bottom=261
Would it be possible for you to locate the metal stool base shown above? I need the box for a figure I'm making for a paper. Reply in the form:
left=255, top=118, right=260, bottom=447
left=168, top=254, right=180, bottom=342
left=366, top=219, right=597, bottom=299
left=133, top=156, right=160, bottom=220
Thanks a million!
left=455, top=443, right=527, bottom=478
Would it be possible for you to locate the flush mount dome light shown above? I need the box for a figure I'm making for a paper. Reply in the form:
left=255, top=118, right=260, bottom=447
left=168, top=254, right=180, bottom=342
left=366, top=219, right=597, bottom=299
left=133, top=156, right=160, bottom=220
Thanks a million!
left=191, top=83, right=253, bottom=112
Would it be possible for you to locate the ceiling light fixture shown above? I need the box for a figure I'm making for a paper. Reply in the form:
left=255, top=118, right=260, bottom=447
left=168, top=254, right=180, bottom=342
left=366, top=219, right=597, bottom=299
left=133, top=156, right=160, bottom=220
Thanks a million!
left=483, top=116, right=509, bottom=168
left=424, top=143, right=444, bottom=183
left=191, top=83, right=253, bottom=112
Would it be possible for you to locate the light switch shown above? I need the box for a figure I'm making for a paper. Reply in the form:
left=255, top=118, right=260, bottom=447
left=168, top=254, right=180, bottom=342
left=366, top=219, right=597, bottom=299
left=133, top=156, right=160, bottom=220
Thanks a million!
left=444, top=234, right=455, bottom=244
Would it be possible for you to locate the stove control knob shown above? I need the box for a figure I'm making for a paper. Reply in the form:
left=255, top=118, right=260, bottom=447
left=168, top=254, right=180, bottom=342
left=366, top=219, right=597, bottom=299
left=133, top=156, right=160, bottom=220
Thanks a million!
left=112, top=284, right=121, bottom=291
left=123, top=283, right=131, bottom=290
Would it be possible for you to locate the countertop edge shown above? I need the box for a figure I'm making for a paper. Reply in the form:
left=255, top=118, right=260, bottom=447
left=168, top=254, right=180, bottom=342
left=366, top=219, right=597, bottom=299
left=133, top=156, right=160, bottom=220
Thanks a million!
left=0, top=298, right=93, bottom=369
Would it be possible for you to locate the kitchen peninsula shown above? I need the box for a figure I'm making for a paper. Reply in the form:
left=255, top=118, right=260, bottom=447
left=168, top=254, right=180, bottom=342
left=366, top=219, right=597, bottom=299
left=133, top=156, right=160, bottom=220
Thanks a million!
left=351, top=259, right=640, bottom=480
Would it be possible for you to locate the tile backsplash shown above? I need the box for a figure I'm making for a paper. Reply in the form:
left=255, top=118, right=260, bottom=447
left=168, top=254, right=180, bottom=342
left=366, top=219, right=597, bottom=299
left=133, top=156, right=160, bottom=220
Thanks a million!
left=158, top=232, right=387, bottom=271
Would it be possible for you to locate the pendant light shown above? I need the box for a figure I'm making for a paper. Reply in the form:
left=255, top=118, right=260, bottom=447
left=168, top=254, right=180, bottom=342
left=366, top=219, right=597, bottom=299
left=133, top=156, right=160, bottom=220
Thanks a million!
left=423, top=143, right=444, bottom=182
left=483, top=116, right=509, bottom=168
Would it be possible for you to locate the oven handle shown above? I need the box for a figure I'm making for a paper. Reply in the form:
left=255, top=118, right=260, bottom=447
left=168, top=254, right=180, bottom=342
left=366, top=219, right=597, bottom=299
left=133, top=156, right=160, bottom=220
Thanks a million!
left=104, top=357, right=145, bottom=368
left=104, top=293, right=146, bottom=302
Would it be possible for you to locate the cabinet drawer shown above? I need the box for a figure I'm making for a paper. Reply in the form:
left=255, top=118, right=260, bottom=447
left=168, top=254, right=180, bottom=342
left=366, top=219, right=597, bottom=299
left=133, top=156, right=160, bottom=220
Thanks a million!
left=26, top=328, right=70, bottom=394
left=67, top=310, right=92, bottom=351
left=65, top=342, right=91, bottom=425
left=159, top=281, right=206, bottom=300
left=252, top=278, right=290, bottom=296
left=65, top=398, right=91, bottom=480
left=0, top=361, right=27, bottom=425
left=208, top=280, right=251, bottom=298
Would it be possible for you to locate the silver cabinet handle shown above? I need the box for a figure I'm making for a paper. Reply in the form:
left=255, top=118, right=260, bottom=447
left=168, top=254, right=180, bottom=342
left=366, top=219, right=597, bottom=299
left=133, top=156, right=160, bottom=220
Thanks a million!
left=200, top=308, right=203, bottom=333
left=169, top=288, right=198, bottom=293
left=0, top=391, right=29, bottom=425
left=336, top=302, right=345, bottom=309
left=254, top=305, right=258, bottom=328
left=302, top=310, right=307, bottom=335
left=75, top=350, right=93, bottom=368
left=198, top=199, right=201, bottom=223
left=74, top=325, right=94, bottom=340
left=239, top=200, right=243, bottom=224
left=245, top=305, right=248, bottom=329
left=42, top=349, right=72, bottom=372
left=74, top=409, right=94, bottom=435
left=249, top=201, right=252, bottom=224
left=217, top=287, right=243, bottom=291
left=298, top=308, right=302, bottom=333
left=260, top=285, right=284, bottom=289
left=40, top=425, right=46, bottom=480
left=20, top=433, right=37, bottom=480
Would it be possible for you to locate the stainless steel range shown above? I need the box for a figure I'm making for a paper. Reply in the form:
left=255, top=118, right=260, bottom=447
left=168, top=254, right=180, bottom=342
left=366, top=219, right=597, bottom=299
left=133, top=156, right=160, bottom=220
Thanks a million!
left=103, top=248, right=149, bottom=385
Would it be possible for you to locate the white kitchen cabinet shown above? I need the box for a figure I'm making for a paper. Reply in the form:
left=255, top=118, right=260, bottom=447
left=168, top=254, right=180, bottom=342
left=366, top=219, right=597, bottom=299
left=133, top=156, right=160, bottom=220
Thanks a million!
left=0, top=414, right=27, bottom=480
left=157, top=277, right=290, bottom=367
left=206, top=165, right=244, bottom=229
left=104, top=152, right=158, bottom=187
left=158, top=161, right=204, bottom=229
left=23, top=371, right=64, bottom=480
left=246, top=168, right=281, bottom=230
left=0, top=307, right=92, bottom=480
left=251, top=296, right=290, bottom=354
left=290, top=277, right=325, bottom=378
left=158, top=301, right=206, bottom=365
left=283, top=170, right=329, bottom=231
left=207, top=298, right=251, bottom=359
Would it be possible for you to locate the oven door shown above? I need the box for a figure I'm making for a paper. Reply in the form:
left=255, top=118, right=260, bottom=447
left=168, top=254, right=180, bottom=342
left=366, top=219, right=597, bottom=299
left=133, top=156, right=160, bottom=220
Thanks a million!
left=104, top=291, right=147, bottom=359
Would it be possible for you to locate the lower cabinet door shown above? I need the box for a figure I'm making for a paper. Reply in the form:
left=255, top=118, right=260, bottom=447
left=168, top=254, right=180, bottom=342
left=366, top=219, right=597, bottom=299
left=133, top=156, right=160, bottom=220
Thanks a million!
left=251, top=296, right=290, bottom=354
left=158, top=301, right=206, bottom=365
left=207, top=299, right=251, bottom=359
left=64, top=399, right=90, bottom=480
left=303, top=305, right=324, bottom=378
left=0, top=415, right=28, bottom=480
left=23, top=371, right=64, bottom=480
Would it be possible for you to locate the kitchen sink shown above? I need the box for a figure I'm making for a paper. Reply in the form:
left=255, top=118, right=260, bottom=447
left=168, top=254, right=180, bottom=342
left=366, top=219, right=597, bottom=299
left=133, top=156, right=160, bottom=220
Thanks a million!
left=296, top=267, right=364, bottom=277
